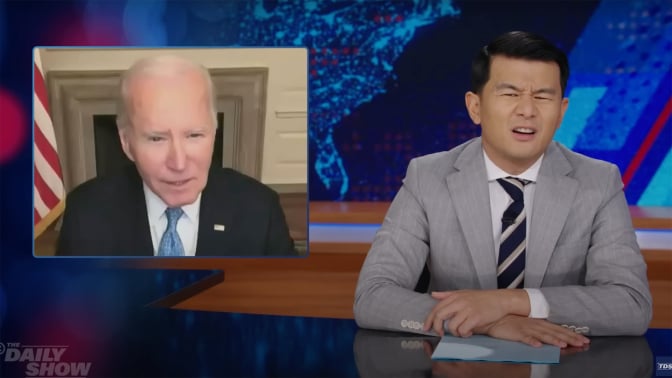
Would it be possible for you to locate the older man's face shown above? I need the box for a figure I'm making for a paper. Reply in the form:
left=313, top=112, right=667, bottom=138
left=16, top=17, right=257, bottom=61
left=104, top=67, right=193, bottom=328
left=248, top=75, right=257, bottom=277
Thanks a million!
left=119, top=70, right=215, bottom=207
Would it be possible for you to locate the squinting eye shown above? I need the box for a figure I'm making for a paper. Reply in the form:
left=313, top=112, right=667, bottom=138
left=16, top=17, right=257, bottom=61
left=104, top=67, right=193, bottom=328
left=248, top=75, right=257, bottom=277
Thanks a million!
left=534, top=96, right=552, bottom=100
left=503, top=93, right=518, bottom=97
left=148, top=136, right=164, bottom=142
left=189, top=133, right=204, bottom=138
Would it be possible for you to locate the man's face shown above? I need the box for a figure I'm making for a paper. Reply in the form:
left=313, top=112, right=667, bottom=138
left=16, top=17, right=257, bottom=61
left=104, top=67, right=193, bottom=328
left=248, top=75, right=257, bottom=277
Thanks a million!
left=465, top=55, right=569, bottom=174
left=119, top=70, right=215, bottom=207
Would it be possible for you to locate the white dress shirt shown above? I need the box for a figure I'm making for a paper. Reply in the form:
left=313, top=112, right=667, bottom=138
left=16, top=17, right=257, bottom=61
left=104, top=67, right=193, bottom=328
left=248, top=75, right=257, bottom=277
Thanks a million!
left=483, top=151, right=550, bottom=319
left=144, top=183, right=200, bottom=256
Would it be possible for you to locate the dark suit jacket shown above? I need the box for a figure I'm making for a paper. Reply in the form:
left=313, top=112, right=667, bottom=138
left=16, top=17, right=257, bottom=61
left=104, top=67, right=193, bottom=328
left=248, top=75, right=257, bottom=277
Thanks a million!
left=56, top=166, right=296, bottom=256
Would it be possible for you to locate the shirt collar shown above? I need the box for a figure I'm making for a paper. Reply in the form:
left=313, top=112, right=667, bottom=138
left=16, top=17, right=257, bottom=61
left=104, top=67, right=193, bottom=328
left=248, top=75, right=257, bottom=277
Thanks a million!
left=483, top=150, right=543, bottom=183
left=143, top=183, right=201, bottom=223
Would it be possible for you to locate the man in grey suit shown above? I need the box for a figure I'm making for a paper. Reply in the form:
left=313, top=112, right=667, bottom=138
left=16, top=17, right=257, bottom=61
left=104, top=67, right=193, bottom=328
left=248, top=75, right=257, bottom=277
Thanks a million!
left=354, top=31, right=652, bottom=348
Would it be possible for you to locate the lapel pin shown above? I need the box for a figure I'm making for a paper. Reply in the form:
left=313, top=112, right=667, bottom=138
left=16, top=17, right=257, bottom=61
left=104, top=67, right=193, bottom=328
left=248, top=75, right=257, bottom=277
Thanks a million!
left=214, top=224, right=226, bottom=232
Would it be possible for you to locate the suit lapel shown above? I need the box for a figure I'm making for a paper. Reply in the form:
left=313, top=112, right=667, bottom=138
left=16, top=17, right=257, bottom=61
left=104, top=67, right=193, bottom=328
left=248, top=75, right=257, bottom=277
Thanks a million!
left=526, top=143, right=578, bottom=288
left=445, top=140, right=497, bottom=289
left=126, top=168, right=153, bottom=256
left=196, top=170, right=235, bottom=256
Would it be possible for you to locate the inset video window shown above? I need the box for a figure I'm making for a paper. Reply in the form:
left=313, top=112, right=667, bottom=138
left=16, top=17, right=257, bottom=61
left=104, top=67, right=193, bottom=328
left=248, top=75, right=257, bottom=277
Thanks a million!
left=33, top=47, right=307, bottom=257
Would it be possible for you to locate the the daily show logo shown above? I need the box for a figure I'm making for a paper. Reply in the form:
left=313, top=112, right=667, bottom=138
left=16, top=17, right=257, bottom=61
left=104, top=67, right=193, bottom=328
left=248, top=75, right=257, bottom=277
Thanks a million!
left=0, top=342, right=92, bottom=377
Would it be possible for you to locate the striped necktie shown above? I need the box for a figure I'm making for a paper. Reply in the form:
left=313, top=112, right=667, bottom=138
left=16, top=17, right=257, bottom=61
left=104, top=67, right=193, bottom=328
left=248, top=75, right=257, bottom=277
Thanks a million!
left=497, top=177, right=530, bottom=289
left=158, top=207, right=185, bottom=257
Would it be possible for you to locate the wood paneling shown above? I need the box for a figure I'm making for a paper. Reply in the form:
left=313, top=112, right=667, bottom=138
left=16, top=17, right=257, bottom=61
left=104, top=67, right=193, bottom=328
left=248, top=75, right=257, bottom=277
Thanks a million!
left=140, top=201, right=672, bottom=328
left=310, top=202, right=672, bottom=230
left=309, top=242, right=370, bottom=254
left=310, top=201, right=389, bottom=224
left=629, top=206, right=672, bottom=229
left=173, top=270, right=358, bottom=319
left=650, top=280, right=672, bottom=329
left=120, top=252, right=366, bottom=272
left=164, top=253, right=672, bottom=329
left=644, top=249, right=672, bottom=282
left=279, top=192, right=307, bottom=242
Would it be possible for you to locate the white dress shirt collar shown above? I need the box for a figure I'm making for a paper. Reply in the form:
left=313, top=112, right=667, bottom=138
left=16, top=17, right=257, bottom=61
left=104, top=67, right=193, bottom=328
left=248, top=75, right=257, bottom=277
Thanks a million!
left=143, top=183, right=201, bottom=256
left=483, top=150, right=543, bottom=183
left=143, top=183, right=201, bottom=224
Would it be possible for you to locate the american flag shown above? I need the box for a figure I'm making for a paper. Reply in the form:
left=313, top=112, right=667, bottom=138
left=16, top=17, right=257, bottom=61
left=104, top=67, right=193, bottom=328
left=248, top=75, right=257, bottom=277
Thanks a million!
left=33, top=48, right=65, bottom=238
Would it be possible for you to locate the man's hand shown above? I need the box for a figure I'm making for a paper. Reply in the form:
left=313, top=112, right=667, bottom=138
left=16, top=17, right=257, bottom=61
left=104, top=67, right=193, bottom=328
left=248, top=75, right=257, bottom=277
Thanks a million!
left=475, top=315, right=590, bottom=348
left=423, top=289, right=530, bottom=337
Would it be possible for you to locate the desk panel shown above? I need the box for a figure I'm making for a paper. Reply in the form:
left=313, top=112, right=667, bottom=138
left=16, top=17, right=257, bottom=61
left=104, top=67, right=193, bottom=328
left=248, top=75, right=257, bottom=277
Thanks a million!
left=310, top=202, right=672, bottom=230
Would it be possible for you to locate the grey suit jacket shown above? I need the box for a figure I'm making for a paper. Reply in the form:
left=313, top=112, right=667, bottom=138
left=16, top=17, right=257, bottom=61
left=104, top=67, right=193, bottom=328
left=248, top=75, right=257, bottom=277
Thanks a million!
left=354, top=138, right=652, bottom=336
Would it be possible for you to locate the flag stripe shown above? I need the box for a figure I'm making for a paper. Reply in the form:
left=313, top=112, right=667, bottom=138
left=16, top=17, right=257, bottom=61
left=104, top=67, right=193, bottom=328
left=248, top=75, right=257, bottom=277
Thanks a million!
left=34, top=48, right=44, bottom=74
left=33, top=48, right=65, bottom=238
left=34, top=119, right=63, bottom=178
left=34, top=92, right=58, bottom=149
left=34, top=144, right=64, bottom=199
left=34, top=164, right=60, bottom=211
left=34, top=186, right=50, bottom=218
left=34, top=62, right=51, bottom=115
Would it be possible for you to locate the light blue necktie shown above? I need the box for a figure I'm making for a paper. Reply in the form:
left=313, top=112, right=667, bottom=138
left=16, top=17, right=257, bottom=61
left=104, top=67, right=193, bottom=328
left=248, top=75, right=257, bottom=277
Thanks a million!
left=158, top=207, right=185, bottom=257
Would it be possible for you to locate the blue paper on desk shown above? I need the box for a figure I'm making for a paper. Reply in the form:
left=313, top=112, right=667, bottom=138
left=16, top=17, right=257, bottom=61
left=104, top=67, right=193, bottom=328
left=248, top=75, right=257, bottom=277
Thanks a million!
left=431, top=335, right=560, bottom=364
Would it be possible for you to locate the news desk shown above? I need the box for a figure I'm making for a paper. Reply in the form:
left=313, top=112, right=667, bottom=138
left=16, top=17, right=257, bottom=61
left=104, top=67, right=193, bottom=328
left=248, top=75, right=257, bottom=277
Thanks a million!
left=103, top=256, right=671, bottom=377
left=10, top=259, right=668, bottom=378
left=102, top=316, right=672, bottom=377
left=99, top=202, right=672, bottom=376
left=16, top=303, right=671, bottom=377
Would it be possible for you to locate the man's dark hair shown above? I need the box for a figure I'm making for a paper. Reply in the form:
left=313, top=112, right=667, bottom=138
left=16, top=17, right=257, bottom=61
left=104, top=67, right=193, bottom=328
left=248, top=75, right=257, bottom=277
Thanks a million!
left=470, top=31, right=569, bottom=95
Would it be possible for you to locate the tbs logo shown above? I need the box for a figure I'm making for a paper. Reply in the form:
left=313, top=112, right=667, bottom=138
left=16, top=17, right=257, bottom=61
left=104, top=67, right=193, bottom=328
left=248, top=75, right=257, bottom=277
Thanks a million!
left=657, top=357, right=672, bottom=376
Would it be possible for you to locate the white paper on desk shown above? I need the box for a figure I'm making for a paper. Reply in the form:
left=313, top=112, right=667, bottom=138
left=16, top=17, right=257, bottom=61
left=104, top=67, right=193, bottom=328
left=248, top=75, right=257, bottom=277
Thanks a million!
left=431, top=335, right=560, bottom=364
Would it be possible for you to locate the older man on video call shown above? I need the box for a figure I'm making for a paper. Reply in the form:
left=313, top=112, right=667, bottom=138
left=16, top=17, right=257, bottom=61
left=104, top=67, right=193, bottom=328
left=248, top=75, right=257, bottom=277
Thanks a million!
left=57, top=55, right=295, bottom=257
left=354, top=31, right=652, bottom=348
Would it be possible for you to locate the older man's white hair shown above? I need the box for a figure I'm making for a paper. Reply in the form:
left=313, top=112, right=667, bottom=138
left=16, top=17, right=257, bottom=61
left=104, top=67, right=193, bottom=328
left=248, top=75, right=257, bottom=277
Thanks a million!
left=116, top=54, right=217, bottom=130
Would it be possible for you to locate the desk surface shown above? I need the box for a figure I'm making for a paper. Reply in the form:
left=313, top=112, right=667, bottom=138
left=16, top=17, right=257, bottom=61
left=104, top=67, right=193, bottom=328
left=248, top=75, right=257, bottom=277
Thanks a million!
left=3, top=304, right=669, bottom=377
left=356, top=328, right=670, bottom=378
left=126, top=252, right=672, bottom=329
left=2, top=259, right=669, bottom=377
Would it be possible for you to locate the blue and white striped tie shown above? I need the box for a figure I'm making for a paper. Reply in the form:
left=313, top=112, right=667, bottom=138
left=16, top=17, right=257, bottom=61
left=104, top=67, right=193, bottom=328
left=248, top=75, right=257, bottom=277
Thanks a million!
left=497, top=177, right=529, bottom=289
